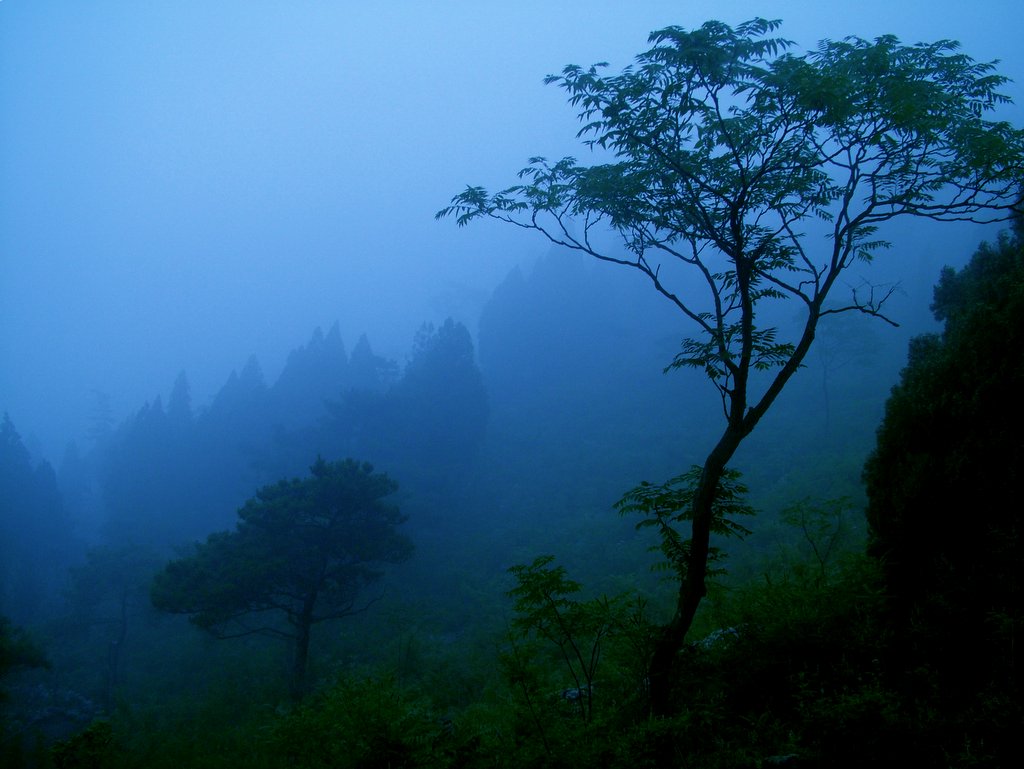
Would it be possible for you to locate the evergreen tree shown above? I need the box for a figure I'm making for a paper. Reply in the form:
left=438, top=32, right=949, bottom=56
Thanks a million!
left=394, top=319, right=488, bottom=480
left=270, top=324, right=349, bottom=430
left=0, top=414, right=73, bottom=621
left=328, top=322, right=487, bottom=493
left=864, top=223, right=1024, bottom=763
left=347, top=333, right=396, bottom=394
left=166, top=371, right=193, bottom=427
left=151, top=458, right=412, bottom=698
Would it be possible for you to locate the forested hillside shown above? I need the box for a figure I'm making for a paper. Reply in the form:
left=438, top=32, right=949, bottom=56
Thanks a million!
left=2, top=13, right=1022, bottom=769
left=3, top=228, right=1018, bottom=766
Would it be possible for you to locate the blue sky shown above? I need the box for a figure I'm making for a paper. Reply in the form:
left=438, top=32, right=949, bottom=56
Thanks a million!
left=1, top=0, right=1021, bottom=462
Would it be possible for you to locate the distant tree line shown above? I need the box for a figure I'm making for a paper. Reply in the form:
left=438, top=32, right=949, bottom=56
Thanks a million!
left=59, top=319, right=486, bottom=553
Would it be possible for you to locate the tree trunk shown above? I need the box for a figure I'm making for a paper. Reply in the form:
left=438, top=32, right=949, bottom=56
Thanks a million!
left=645, top=299, right=822, bottom=717
left=648, top=428, right=743, bottom=717
left=291, top=599, right=316, bottom=700
left=104, top=585, right=130, bottom=711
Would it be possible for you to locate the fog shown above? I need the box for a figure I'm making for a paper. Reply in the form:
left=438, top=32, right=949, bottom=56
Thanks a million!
left=3, top=2, right=1024, bottom=762
left=1, top=0, right=1021, bottom=462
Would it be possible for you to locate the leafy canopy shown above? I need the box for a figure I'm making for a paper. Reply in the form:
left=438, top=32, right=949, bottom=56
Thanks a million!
left=440, top=18, right=1023, bottom=416
left=152, top=458, right=412, bottom=640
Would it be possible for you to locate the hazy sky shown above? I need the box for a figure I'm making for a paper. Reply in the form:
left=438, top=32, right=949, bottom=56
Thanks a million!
left=2, top=0, right=1022, bottom=462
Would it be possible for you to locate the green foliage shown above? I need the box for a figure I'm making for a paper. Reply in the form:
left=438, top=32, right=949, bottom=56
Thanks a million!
left=667, top=325, right=795, bottom=386
left=501, top=555, right=656, bottom=768
left=14, top=16, right=1024, bottom=768
left=865, top=226, right=1023, bottom=625
left=152, top=458, right=410, bottom=631
left=663, top=512, right=894, bottom=768
left=506, top=556, right=627, bottom=723
left=256, top=668, right=520, bottom=769
left=615, top=467, right=753, bottom=581
left=863, top=226, right=1024, bottom=764
left=778, top=496, right=857, bottom=585
left=440, top=18, right=1023, bottom=412
left=151, top=458, right=412, bottom=695
left=490, top=503, right=887, bottom=768
left=0, top=615, right=48, bottom=685
left=265, top=673, right=441, bottom=769
left=440, top=18, right=1023, bottom=716
left=0, top=617, right=48, bottom=764
left=51, top=720, right=117, bottom=769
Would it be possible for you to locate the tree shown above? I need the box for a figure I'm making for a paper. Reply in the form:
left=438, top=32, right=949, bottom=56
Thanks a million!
left=0, top=615, right=48, bottom=688
left=100, top=396, right=198, bottom=547
left=269, top=324, right=350, bottom=431
left=64, top=545, right=163, bottom=709
left=0, top=413, right=73, bottom=622
left=151, top=458, right=413, bottom=698
left=391, top=319, right=488, bottom=484
left=347, top=333, right=397, bottom=393
left=507, top=555, right=621, bottom=724
left=166, top=370, right=193, bottom=427
left=326, top=320, right=487, bottom=493
left=439, top=18, right=1024, bottom=714
left=863, top=224, right=1023, bottom=761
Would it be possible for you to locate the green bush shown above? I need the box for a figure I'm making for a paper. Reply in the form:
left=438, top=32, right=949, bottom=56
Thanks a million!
left=52, top=720, right=116, bottom=769
left=264, top=673, right=443, bottom=769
